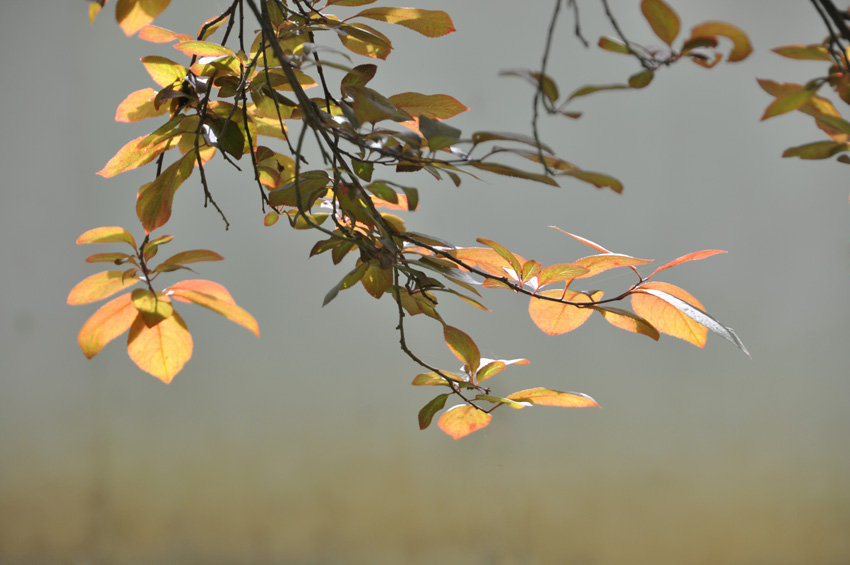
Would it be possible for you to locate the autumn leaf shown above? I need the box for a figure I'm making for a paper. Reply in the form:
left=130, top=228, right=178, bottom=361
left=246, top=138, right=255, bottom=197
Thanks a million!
left=77, top=226, right=137, bottom=248
left=166, top=284, right=259, bottom=337
left=528, top=290, right=602, bottom=336
left=648, top=249, right=726, bottom=279
left=127, top=310, right=192, bottom=383
left=97, top=134, right=175, bottom=178
left=115, top=88, right=169, bottom=122
left=444, top=325, right=480, bottom=376
left=387, top=92, right=468, bottom=122
left=68, top=270, right=141, bottom=305
left=136, top=152, right=195, bottom=233
left=115, top=0, right=171, bottom=36
left=593, top=306, right=660, bottom=340
left=418, top=393, right=449, bottom=430
left=761, top=86, right=817, bottom=121
left=140, top=55, right=189, bottom=88
left=438, top=405, right=491, bottom=439
left=771, top=44, right=831, bottom=61
left=641, top=0, right=680, bottom=46
left=631, top=281, right=707, bottom=347
left=688, top=21, right=752, bottom=62
left=350, top=7, right=455, bottom=38
left=131, top=289, right=174, bottom=327
left=78, top=292, right=138, bottom=359
left=505, top=387, right=599, bottom=408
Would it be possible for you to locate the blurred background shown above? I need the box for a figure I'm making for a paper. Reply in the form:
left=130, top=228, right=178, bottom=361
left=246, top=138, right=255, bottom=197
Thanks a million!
left=1, top=1, right=848, bottom=563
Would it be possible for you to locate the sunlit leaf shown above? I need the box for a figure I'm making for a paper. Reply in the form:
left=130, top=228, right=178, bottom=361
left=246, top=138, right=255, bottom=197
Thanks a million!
left=388, top=92, right=468, bottom=121
left=418, top=393, right=450, bottom=430
left=771, top=44, right=831, bottom=61
left=475, top=358, right=528, bottom=382
left=138, top=24, right=191, bottom=43
left=593, top=306, right=660, bottom=340
left=115, top=0, right=171, bottom=36
left=528, top=290, right=601, bottom=336
left=197, top=13, right=229, bottom=40
left=154, top=249, right=224, bottom=272
left=173, top=40, right=236, bottom=58
left=350, top=7, right=455, bottom=38
left=444, top=325, right=480, bottom=376
left=136, top=152, right=195, bottom=234
left=77, top=226, right=137, bottom=248
left=469, top=162, right=558, bottom=186
left=761, top=86, right=817, bottom=120
left=631, top=281, right=707, bottom=347
left=78, top=292, right=138, bottom=359
left=688, top=21, right=752, bottom=62
left=648, top=249, right=726, bottom=278
left=412, top=372, right=462, bottom=386
left=67, top=270, right=141, bottom=305
left=140, top=55, right=188, bottom=88
left=438, top=405, right=491, bottom=439
left=166, top=287, right=259, bottom=337
left=574, top=254, right=652, bottom=279
left=453, top=247, right=526, bottom=278
left=475, top=395, right=531, bottom=409
left=115, top=88, right=169, bottom=122
left=167, top=279, right=233, bottom=302
left=476, top=238, right=523, bottom=282
left=131, top=288, right=174, bottom=327
left=97, top=134, right=175, bottom=178
left=337, top=22, right=393, bottom=60
left=505, top=387, right=599, bottom=408
left=323, top=262, right=369, bottom=306
left=85, top=252, right=134, bottom=264
left=361, top=260, right=393, bottom=298
left=641, top=0, right=680, bottom=46
left=536, top=263, right=590, bottom=287
left=127, top=310, right=192, bottom=383
left=344, top=84, right=397, bottom=124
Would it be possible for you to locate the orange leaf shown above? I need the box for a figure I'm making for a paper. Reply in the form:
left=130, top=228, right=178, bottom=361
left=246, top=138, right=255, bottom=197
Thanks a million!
left=136, top=152, right=195, bottom=233
left=438, top=406, right=491, bottom=440
left=505, top=387, right=599, bottom=407
left=130, top=288, right=174, bottom=327
left=641, top=0, right=680, bottom=46
left=631, top=281, right=707, bottom=347
left=165, top=288, right=259, bottom=337
left=115, top=0, right=171, bottom=36
left=115, top=88, right=169, bottom=123
left=68, top=270, right=141, bottom=305
left=77, top=226, right=137, bottom=248
left=78, top=292, right=138, bottom=359
left=97, top=134, right=175, bottom=178
left=351, top=7, right=455, bottom=38
left=574, top=254, right=652, bottom=279
left=166, top=279, right=234, bottom=303
left=127, top=310, right=192, bottom=383
left=549, top=227, right=612, bottom=253
left=453, top=247, right=526, bottom=278
left=444, top=325, right=480, bottom=375
left=138, top=24, right=192, bottom=43
left=688, top=21, right=752, bottom=62
left=593, top=306, right=660, bottom=340
left=528, top=290, right=600, bottom=336
left=649, top=249, right=726, bottom=278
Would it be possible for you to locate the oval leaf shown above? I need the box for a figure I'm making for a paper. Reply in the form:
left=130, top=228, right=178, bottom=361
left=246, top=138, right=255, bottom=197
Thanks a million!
left=351, top=7, right=455, bottom=38
left=127, top=309, right=192, bottom=383
left=444, top=325, right=481, bottom=375
left=593, top=306, right=660, bottom=340
left=77, top=226, right=137, bottom=248
left=641, top=0, right=680, bottom=46
left=166, top=288, right=259, bottom=337
left=78, top=293, right=138, bottom=359
left=438, top=405, right=492, bottom=440
left=505, top=387, right=599, bottom=408
left=68, top=270, right=141, bottom=305
left=418, top=393, right=450, bottom=430
left=528, top=290, right=599, bottom=336
left=631, top=281, right=707, bottom=347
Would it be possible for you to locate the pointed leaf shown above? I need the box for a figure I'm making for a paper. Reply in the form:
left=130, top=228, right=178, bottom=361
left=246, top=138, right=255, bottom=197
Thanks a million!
left=337, top=22, right=392, bottom=60
left=761, top=87, right=817, bottom=120
left=388, top=92, right=468, bottom=121
left=453, top=247, right=526, bottom=278
left=127, top=310, right=192, bottom=383
left=418, top=393, right=450, bottom=430
left=361, top=261, right=393, bottom=298
left=166, top=288, right=259, bottom=337
left=550, top=227, right=613, bottom=253
left=418, top=115, right=461, bottom=151
left=78, top=292, right=137, bottom=359
left=499, top=69, right=559, bottom=103
left=598, top=36, right=630, bottom=54
left=438, top=405, right=492, bottom=439
left=469, top=162, right=558, bottom=186
left=641, top=0, right=680, bottom=46
left=173, top=40, right=236, bottom=58
left=115, top=0, right=171, bottom=36
left=68, top=270, right=141, bottom=305
left=77, top=226, right=137, bottom=248
left=97, top=134, right=175, bottom=178
left=593, top=306, right=660, bottom=340
left=85, top=252, right=134, bottom=265
left=115, top=88, right=169, bottom=122
left=528, top=290, right=600, bottom=335
left=505, top=387, right=599, bottom=408
left=136, top=152, right=195, bottom=234
left=476, top=238, right=523, bottom=282
left=140, top=55, right=188, bottom=88
left=154, top=249, right=224, bottom=271
left=562, top=170, right=623, bottom=193
left=648, top=249, right=726, bottom=279
left=771, top=44, right=831, bottom=61
left=536, top=263, right=590, bottom=287
left=475, top=395, right=531, bottom=409
left=444, top=325, right=480, bottom=375
left=322, top=262, right=369, bottom=306
left=351, top=7, right=455, bottom=38
left=139, top=24, right=191, bottom=43
left=574, top=254, right=652, bottom=278
left=412, top=372, right=462, bottom=386
left=166, top=279, right=234, bottom=302
left=631, top=281, right=707, bottom=347
left=471, top=131, right=553, bottom=153
left=567, top=83, right=628, bottom=102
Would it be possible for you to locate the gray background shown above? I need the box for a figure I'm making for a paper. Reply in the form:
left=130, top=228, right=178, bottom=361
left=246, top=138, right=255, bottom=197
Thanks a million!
left=1, top=1, right=848, bottom=563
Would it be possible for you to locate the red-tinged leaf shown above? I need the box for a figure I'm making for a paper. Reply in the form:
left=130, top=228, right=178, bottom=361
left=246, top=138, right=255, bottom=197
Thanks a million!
left=197, top=13, right=229, bottom=40
left=337, top=22, right=392, bottom=60
left=574, top=254, right=652, bottom=279
left=115, top=88, right=168, bottom=122
left=361, top=261, right=393, bottom=299
left=469, top=162, right=558, bottom=186
left=136, top=152, right=195, bottom=234
left=138, top=24, right=191, bottom=43
left=97, top=134, right=174, bottom=178
left=598, top=36, right=630, bottom=54
left=371, top=193, right=416, bottom=211
left=475, top=358, right=527, bottom=382
left=772, top=44, right=831, bottom=61
left=815, top=114, right=850, bottom=143
left=438, top=405, right=491, bottom=439
left=566, top=83, right=628, bottom=102
left=761, top=87, right=817, bottom=120
left=528, top=290, right=600, bottom=336
left=127, top=310, right=192, bottom=383
left=536, top=263, right=590, bottom=287
left=688, top=21, right=752, bottom=62
left=351, top=7, right=455, bottom=38
left=550, top=227, right=613, bottom=253
left=166, top=279, right=234, bottom=302
left=521, top=260, right=542, bottom=284
left=155, top=249, right=224, bottom=271
left=505, top=387, right=599, bottom=408
left=131, top=288, right=174, bottom=327
left=68, top=270, right=141, bottom=305
left=418, top=393, right=450, bottom=430
left=593, top=306, right=660, bottom=340
left=649, top=249, right=726, bottom=279
left=166, top=287, right=259, bottom=337
left=641, top=0, right=680, bottom=46
left=562, top=170, right=623, bottom=193
left=173, top=40, right=236, bottom=59
left=444, top=325, right=480, bottom=376
left=631, top=281, right=707, bottom=347
left=782, top=141, right=850, bottom=160
left=78, top=292, right=137, bottom=359
left=453, top=247, right=526, bottom=278
left=388, top=92, right=468, bottom=121
left=77, top=226, right=137, bottom=248
left=635, top=286, right=749, bottom=355
left=628, top=69, right=654, bottom=89
left=140, top=55, right=188, bottom=88
left=115, top=0, right=171, bottom=36
left=476, top=238, right=523, bottom=281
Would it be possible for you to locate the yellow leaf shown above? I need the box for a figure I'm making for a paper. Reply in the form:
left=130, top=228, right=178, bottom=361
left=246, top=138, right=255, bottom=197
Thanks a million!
left=115, top=88, right=168, bottom=123
left=78, top=293, right=137, bottom=359
left=76, top=226, right=137, bottom=248
left=351, top=7, right=455, bottom=38
left=97, top=134, right=175, bottom=178
left=689, top=21, right=752, bottom=62
left=127, top=310, right=192, bottom=383
left=631, top=281, right=707, bottom=347
left=506, top=387, right=599, bottom=407
left=115, top=0, right=171, bottom=37
left=528, top=290, right=601, bottom=336
left=438, top=405, right=491, bottom=440
left=166, top=284, right=259, bottom=337
left=68, top=270, right=141, bottom=305
left=140, top=55, right=188, bottom=88
left=131, top=289, right=174, bottom=327
left=641, top=0, right=680, bottom=46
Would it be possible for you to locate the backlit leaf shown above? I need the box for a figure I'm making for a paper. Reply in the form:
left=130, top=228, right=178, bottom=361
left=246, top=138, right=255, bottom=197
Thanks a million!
left=115, top=0, right=171, bottom=36
left=328, top=0, right=378, bottom=5
left=562, top=170, right=623, bottom=193
left=536, top=263, right=590, bottom=287
left=574, top=254, right=652, bottom=278
left=323, top=262, right=369, bottom=306
left=85, top=252, right=134, bottom=264
left=97, top=134, right=175, bottom=178
left=141, top=56, right=188, bottom=88
left=688, top=21, right=752, bottom=62
left=469, top=162, right=558, bottom=186
left=412, top=372, right=462, bottom=386
left=337, top=22, right=392, bottom=60
left=475, top=395, right=530, bottom=409
left=127, top=309, right=192, bottom=383
left=351, top=7, right=455, bottom=38
left=77, top=226, right=137, bottom=248
left=593, top=306, right=659, bottom=340
left=550, top=227, right=613, bottom=253
left=138, top=24, right=191, bottom=43
left=453, top=247, right=526, bottom=278
left=131, top=288, right=174, bottom=327
left=631, top=281, right=707, bottom=347
left=648, top=249, right=726, bottom=278
left=166, top=288, right=259, bottom=337
left=115, top=88, right=168, bottom=122
left=444, top=325, right=480, bottom=376
left=68, top=270, right=141, bottom=305
left=761, top=86, right=817, bottom=120
left=438, top=405, right=491, bottom=439
left=506, top=387, right=599, bottom=408
left=772, top=44, right=831, bottom=61
left=388, top=92, right=468, bottom=121
left=476, top=238, right=523, bottom=282
left=167, top=279, right=234, bottom=302
left=528, top=290, right=601, bottom=335
left=418, top=393, right=450, bottom=430
left=136, top=152, right=195, bottom=234
left=361, top=261, right=393, bottom=298
left=173, top=40, right=236, bottom=58
left=598, top=36, right=630, bottom=54
left=78, top=292, right=137, bottom=359
left=154, top=249, right=224, bottom=271
left=641, top=0, right=680, bottom=46
left=782, top=141, right=850, bottom=160
left=475, top=358, right=527, bottom=382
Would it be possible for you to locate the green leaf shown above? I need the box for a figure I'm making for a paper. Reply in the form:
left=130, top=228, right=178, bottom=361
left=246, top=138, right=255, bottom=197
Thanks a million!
left=352, top=159, right=374, bottom=181
left=598, top=36, right=630, bottom=54
left=471, top=131, right=553, bottom=154
left=411, top=372, right=462, bottom=386
left=561, top=170, right=623, bottom=193
left=641, top=0, right=680, bottom=46
left=154, top=249, right=224, bottom=272
left=136, top=153, right=195, bottom=234
left=566, top=83, right=629, bottom=102
left=469, top=162, right=558, bottom=186
left=761, top=86, right=817, bottom=120
left=771, top=44, right=831, bottom=61
left=499, top=69, right=559, bottom=104
left=782, top=141, right=850, bottom=160
left=443, top=325, right=480, bottom=376
left=418, top=393, right=450, bottom=430
left=628, top=70, right=654, bottom=89
left=323, top=262, right=369, bottom=306
left=476, top=238, right=523, bottom=281
left=419, top=115, right=461, bottom=151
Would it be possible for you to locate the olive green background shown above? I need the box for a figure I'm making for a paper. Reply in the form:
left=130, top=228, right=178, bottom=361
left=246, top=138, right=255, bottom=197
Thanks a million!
left=1, top=1, right=848, bottom=563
